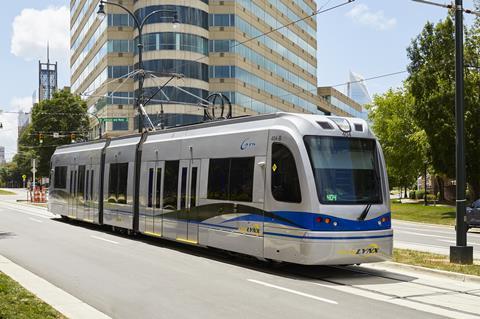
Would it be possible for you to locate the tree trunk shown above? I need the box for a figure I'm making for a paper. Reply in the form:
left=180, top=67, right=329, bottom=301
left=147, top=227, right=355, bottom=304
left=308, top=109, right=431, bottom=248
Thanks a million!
left=436, top=176, right=445, bottom=201
left=469, top=180, right=480, bottom=201
left=404, top=186, right=408, bottom=199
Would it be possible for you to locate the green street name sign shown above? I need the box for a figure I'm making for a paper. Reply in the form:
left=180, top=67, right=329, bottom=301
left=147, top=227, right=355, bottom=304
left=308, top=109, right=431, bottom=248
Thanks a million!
left=100, top=117, right=128, bottom=123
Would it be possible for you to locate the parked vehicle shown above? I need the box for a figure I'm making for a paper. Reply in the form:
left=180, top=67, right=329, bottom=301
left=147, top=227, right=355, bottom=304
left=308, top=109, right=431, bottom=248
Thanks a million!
left=466, top=199, right=480, bottom=230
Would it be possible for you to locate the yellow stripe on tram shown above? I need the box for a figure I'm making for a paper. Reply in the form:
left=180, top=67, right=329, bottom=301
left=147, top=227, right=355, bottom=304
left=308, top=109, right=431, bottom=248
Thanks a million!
left=144, top=231, right=162, bottom=238
left=176, top=238, right=198, bottom=245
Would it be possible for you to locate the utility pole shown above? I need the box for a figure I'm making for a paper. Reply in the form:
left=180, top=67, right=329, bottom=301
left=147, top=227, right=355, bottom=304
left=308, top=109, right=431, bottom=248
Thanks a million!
left=451, top=0, right=472, bottom=264
left=413, top=0, right=474, bottom=264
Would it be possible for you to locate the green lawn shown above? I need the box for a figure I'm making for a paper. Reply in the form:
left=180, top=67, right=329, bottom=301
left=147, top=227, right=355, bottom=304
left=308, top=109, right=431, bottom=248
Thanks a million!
left=394, top=249, right=480, bottom=276
left=391, top=203, right=456, bottom=226
left=0, top=272, right=66, bottom=319
left=0, top=189, right=16, bottom=195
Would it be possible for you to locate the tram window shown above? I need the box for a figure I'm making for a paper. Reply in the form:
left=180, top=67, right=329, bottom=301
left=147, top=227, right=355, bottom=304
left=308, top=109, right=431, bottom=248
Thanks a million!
left=117, top=163, right=128, bottom=204
left=85, top=170, right=90, bottom=201
left=190, top=167, right=198, bottom=208
left=147, top=168, right=154, bottom=208
left=163, top=161, right=179, bottom=210
left=70, top=170, right=73, bottom=193
left=207, top=157, right=254, bottom=202
left=108, top=163, right=129, bottom=204
left=78, top=166, right=85, bottom=200
left=180, top=167, right=188, bottom=209
left=54, top=166, right=67, bottom=189
left=107, top=164, right=117, bottom=203
left=207, top=158, right=229, bottom=200
left=90, top=170, right=94, bottom=201
left=271, top=143, right=302, bottom=203
left=155, top=168, right=162, bottom=209
left=229, top=157, right=254, bottom=202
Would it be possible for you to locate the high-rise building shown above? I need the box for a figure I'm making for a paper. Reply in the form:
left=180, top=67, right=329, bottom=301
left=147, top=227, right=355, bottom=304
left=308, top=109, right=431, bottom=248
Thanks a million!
left=347, top=71, right=372, bottom=120
left=0, top=146, right=5, bottom=164
left=318, top=86, right=363, bottom=118
left=70, top=0, right=341, bottom=137
left=39, top=46, right=58, bottom=101
left=18, top=111, right=31, bottom=146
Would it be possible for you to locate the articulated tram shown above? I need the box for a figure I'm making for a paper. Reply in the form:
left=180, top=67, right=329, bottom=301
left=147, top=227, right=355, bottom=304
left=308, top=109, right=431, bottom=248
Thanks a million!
left=48, top=113, right=393, bottom=265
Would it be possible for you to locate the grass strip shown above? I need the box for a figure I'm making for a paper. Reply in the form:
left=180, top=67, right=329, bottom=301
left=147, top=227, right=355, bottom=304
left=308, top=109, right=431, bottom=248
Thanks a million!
left=391, top=203, right=455, bottom=226
left=393, top=248, right=480, bottom=276
left=0, top=272, right=66, bottom=319
left=0, top=190, right=16, bottom=195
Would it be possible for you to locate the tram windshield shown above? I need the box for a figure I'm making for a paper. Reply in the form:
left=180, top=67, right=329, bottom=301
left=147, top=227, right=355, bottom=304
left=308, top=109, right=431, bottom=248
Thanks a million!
left=304, top=136, right=382, bottom=205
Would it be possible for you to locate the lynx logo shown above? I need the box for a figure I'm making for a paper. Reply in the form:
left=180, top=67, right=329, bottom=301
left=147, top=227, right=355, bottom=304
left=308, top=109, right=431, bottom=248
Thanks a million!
left=337, top=244, right=380, bottom=256
left=239, top=224, right=261, bottom=236
left=240, top=139, right=256, bottom=150
left=356, top=246, right=379, bottom=255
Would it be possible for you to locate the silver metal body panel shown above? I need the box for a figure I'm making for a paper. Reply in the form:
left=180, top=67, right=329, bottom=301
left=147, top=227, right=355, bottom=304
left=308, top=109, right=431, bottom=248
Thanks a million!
left=49, top=141, right=105, bottom=224
left=48, top=113, right=393, bottom=265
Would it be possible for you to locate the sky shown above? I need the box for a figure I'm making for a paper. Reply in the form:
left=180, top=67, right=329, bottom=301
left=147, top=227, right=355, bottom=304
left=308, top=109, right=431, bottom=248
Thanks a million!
left=0, top=0, right=475, bottom=161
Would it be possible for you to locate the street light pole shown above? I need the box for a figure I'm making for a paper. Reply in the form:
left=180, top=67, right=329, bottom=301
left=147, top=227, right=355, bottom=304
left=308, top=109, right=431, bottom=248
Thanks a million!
left=451, top=0, right=473, bottom=264
left=413, top=0, right=474, bottom=264
left=97, top=1, right=178, bottom=133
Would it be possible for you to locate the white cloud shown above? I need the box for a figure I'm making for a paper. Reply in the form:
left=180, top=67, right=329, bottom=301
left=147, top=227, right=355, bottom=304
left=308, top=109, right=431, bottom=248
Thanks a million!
left=346, top=4, right=397, bottom=31
left=10, top=6, right=69, bottom=62
left=10, top=96, right=34, bottom=113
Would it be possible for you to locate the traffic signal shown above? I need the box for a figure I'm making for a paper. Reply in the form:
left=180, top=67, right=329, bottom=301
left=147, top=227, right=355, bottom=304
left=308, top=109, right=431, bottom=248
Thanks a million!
left=70, top=133, right=76, bottom=143
left=39, top=133, right=44, bottom=144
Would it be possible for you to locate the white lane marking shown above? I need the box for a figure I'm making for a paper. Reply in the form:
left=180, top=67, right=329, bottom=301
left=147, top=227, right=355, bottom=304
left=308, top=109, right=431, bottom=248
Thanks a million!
left=437, top=239, right=480, bottom=247
left=247, top=279, right=337, bottom=305
left=393, top=226, right=454, bottom=235
left=399, top=230, right=451, bottom=239
left=90, top=235, right=119, bottom=245
left=28, top=217, right=43, bottom=223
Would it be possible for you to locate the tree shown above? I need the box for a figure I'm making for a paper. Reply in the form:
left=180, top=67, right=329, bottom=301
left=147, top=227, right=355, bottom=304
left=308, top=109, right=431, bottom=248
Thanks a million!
left=0, top=162, right=22, bottom=187
left=368, top=89, right=427, bottom=195
left=17, top=89, right=89, bottom=177
left=407, top=15, right=480, bottom=199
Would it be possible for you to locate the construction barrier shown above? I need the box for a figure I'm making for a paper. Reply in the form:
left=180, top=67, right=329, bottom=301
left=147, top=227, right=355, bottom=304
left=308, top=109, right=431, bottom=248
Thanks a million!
left=33, top=189, right=40, bottom=202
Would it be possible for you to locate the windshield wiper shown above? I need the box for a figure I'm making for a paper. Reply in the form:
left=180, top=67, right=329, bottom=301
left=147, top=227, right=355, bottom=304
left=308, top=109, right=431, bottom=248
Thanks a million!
left=358, top=204, right=371, bottom=221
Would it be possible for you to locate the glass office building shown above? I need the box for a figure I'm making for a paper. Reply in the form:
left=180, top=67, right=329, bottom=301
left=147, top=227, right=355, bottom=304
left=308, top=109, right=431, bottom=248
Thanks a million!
left=70, top=0, right=342, bottom=137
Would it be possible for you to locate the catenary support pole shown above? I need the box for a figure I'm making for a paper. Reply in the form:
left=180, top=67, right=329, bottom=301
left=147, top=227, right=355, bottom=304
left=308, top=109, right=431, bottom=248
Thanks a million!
left=450, top=0, right=473, bottom=264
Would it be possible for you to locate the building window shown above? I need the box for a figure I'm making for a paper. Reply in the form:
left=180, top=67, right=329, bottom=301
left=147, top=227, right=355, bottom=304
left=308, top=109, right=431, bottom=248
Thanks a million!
left=54, top=166, right=67, bottom=189
left=207, top=157, right=254, bottom=202
left=112, top=120, right=129, bottom=131
left=271, top=143, right=301, bottom=203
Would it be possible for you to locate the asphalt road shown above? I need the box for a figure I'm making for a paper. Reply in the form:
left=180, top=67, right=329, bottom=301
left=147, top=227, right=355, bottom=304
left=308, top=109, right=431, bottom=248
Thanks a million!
left=1, top=199, right=480, bottom=319
left=393, top=220, right=480, bottom=259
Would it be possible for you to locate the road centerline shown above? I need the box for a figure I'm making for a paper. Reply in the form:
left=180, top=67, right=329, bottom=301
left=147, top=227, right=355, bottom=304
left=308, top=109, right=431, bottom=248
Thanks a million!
left=90, top=235, right=119, bottom=245
left=28, top=217, right=43, bottom=223
left=247, top=279, right=338, bottom=305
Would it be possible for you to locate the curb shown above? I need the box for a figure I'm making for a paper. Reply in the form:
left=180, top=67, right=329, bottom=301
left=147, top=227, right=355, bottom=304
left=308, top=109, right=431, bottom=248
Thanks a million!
left=0, top=255, right=111, bottom=319
left=363, top=261, right=480, bottom=284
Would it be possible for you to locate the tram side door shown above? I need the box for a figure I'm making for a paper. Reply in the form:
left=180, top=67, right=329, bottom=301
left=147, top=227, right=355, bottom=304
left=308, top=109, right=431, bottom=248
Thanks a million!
left=84, top=165, right=94, bottom=222
left=177, top=159, right=200, bottom=243
left=144, top=161, right=164, bottom=236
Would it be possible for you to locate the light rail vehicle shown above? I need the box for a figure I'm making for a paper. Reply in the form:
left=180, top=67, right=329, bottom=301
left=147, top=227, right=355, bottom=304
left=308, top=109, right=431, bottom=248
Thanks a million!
left=48, top=113, right=393, bottom=265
